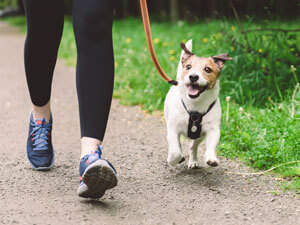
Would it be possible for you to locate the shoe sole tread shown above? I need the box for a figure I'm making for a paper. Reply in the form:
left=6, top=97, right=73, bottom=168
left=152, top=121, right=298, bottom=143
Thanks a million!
left=77, top=160, right=117, bottom=198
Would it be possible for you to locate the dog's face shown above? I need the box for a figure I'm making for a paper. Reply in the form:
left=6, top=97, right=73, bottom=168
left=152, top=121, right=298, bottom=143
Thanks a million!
left=179, top=43, right=232, bottom=99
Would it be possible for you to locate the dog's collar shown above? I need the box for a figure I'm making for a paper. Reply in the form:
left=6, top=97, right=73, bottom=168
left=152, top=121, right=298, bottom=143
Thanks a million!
left=181, top=99, right=216, bottom=139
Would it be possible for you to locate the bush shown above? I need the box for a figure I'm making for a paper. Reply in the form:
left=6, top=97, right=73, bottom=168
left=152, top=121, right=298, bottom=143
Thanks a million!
left=0, top=0, right=17, bottom=9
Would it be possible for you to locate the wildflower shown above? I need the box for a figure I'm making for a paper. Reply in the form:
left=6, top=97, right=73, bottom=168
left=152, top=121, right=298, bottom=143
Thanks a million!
left=226, top=96, right=231, bottom=102
left=125, top=38, right=132, bottom=43
left=154, top=38, right=160, bottom=44
left=202, top=38, right=209, bottom=43
left=290, top=65, right=297, bottom=72
left=169, top=49, right=175, bottom=55
left=169, top=56, right=175, bottom=61
left=163, top=42, right=168, bottom=47
left=177, top=21, right=184, bottom=27
left=212, top=33, right=221, bottom=41
left=231, top=26, right=236, bottom=32
left=258, top=49, right=263, bottom=53
left=268, top=96, right=275, bottom=105
left=239, top=107, right=244, bottom=113
left=181, top=39, right=187, bottom=43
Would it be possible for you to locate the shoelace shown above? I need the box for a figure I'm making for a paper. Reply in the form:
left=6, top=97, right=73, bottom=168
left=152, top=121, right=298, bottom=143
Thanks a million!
left=95, top=146, right=103, bottom=158
left=30, top=118, right=51, bottom=150
left=82, top=147, right=103, bottom=162
left=79, top=146, right=116, bottom=185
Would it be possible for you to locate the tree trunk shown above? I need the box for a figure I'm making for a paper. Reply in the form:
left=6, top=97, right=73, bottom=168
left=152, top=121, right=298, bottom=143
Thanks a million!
left=122, top=0, right=128, bottom=18
left=18, top=0, right=24, bottom=13
left=170, top=0, right=179, bottom=22
left=209, top=0, right=216, bottom=19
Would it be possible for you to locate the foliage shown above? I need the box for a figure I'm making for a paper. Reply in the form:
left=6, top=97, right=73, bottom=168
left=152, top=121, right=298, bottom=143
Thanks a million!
left=220, top=94, right=300, bottom=174
left=112, top=18, right=300, bottom=108
left=0, top=0, right=17, bottom=9
left=219, top=84, right=300, bottom=192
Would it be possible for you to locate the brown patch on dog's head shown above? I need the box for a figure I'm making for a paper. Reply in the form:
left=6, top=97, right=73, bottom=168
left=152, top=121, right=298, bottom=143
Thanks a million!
left=202, top=58, right=221, bottom=89
left=212, top=53, right=232, bottom=70
left=180, top=42, right=195, bottom=64
left=180, top=43, right=232, bottom=90
left=181, top=57, right=222, bottom=89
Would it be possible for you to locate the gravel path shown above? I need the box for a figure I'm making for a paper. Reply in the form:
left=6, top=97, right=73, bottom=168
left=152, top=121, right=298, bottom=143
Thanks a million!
left=0, top=21, right=299, bottom=225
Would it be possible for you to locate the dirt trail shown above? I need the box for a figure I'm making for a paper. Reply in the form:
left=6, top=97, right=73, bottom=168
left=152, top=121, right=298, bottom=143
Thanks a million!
left=0, top=21, right=299, bottom=225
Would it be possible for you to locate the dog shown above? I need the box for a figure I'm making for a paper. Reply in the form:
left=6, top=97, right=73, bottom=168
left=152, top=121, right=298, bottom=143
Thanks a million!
left=164, top=40, right=232, bottom=168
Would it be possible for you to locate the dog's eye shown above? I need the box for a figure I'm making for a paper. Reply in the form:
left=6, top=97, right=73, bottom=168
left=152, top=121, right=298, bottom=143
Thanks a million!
left=186, top=64, right=192, bottom=70
left=204, top=67, right=212, bottom=73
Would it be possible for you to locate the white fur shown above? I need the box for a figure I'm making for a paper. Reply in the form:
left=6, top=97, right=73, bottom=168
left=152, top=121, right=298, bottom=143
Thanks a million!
left=164, top=40, right=221, bottom=168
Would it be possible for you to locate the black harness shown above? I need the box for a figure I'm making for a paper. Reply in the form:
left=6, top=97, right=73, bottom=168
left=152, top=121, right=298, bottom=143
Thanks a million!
left=181, top=99, right=216, bottom=139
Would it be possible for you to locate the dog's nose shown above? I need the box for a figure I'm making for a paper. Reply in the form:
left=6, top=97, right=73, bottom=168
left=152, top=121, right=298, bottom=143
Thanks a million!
left=189, top=74, right=199, bottom=82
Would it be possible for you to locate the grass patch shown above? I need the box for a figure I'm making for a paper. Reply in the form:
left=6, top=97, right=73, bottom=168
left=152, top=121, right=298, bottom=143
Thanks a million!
left=220, top=95, right=300, bottom=192
left=3, top=16, right=300, bottom=191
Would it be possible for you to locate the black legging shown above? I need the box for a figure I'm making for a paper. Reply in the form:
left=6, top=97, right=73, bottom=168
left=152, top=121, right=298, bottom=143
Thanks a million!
left=22, top=0, right=114, bottom=141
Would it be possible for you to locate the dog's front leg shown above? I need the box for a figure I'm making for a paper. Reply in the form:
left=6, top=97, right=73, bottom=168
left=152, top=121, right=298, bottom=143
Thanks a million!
left=204, top=129, right=220, bottom=167
left=188, top=138, right=203, bottom=169
left=167, top=131, right=184, bottom=166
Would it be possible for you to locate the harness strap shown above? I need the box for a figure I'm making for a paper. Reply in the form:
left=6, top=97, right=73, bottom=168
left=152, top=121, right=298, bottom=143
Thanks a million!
left=181, top=99, right=216, bottom=139
left=181, top=100, right=216, bottom=117
left=139, top=0, right=178, bottom=86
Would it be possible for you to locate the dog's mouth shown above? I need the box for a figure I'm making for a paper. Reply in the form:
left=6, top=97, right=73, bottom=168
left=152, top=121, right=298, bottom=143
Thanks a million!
left=186, top=84, right=207, bottom=99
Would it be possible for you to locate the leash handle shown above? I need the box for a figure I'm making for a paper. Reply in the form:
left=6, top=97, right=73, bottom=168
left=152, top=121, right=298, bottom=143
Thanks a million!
left=139, top=0, right=178, bottom=86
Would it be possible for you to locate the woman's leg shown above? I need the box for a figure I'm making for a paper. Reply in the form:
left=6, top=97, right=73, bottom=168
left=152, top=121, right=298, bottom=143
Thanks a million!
left=72, top=0, right=114, bottom=156
left=23, top=0, right=64, bottom=170
left=23, top=0, right=64, bottom=120
left=73, top=0, right=117, bottom=198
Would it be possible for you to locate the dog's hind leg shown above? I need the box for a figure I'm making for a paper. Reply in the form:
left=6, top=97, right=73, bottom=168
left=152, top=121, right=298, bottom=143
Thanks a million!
left=167, top=131, right=184, bottom=166
left=188, top=137, right=203, bottom=169
left=204, top=129, right=220, bottom=167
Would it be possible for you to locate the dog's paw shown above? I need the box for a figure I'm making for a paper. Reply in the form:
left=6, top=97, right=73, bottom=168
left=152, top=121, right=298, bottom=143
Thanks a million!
left=205, top=156, right=219, bottom=167
left=188, top=160, right=201, bottom=169
left=205, top=157, right=219, bottom=167
left=167, top=152, right=184, bottom=167
left=206, top=159, right=219, bottom=167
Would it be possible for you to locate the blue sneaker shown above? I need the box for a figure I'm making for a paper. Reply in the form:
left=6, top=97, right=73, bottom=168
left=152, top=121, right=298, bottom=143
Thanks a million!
left=77, top=146, right=118, bottom=198
left=26, top=113, right=54, bottom=170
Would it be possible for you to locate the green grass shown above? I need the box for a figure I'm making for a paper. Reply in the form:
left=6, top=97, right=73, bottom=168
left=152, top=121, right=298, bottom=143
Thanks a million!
left=3, top=16, right=300, bottom=192
left=220, top=97, right=300, bottom=190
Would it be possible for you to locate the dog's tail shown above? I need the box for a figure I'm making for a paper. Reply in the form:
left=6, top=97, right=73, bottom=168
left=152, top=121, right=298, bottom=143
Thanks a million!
left=177, top=39, right=192, bottom=80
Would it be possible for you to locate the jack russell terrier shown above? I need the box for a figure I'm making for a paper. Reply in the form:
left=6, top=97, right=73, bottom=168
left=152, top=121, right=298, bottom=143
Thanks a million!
left=164, top=40, right=232, bottom=168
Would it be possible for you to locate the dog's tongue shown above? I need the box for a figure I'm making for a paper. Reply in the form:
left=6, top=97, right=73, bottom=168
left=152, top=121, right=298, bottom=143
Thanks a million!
left=187, top=85, right=200, bottom=96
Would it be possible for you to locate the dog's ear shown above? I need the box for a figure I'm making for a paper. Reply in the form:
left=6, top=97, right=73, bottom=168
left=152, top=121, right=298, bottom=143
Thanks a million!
left=212, top=53, right=232, bottom=69
left=180, top=42, right=194, bottom=64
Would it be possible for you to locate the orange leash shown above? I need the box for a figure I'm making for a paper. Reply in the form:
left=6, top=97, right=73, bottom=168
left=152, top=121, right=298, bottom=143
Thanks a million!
left=139, top=0, right=178, bottom=85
